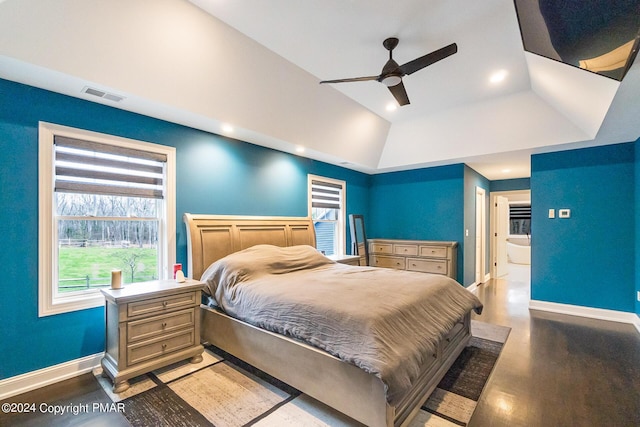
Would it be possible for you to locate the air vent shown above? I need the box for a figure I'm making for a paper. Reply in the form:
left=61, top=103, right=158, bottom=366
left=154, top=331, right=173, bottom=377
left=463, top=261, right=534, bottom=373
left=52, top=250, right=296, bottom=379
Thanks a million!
left=82, top=86, right=125, bottom=103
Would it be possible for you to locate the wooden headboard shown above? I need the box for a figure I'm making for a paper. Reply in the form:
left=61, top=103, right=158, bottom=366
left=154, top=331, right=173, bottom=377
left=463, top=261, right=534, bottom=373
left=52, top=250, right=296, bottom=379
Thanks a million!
left=183, top=213, right=316, bottom=280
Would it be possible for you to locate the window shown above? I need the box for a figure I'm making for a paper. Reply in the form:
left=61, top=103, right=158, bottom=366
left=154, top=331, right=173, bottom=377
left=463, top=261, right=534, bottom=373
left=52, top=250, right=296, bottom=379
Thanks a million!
left=39, top=122, right=175, bottom=316
left=509, top=203, right=531, bottom=236
left=308, top=175, right=346, bottom=256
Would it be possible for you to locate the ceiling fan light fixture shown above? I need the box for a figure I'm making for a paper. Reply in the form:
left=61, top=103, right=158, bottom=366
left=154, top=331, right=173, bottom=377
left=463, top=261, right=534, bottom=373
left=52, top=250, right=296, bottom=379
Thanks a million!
left=381, top=75, right=402, bottom=87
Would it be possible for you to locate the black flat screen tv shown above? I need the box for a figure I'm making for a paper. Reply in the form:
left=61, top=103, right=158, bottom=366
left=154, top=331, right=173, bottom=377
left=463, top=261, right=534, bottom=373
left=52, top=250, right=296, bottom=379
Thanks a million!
left=514, top=0, right=640, bottom=81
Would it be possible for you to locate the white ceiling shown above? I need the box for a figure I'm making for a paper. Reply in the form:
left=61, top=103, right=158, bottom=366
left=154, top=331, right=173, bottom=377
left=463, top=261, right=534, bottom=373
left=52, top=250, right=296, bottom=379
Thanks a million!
left=0, top=0, right=638, bottom=179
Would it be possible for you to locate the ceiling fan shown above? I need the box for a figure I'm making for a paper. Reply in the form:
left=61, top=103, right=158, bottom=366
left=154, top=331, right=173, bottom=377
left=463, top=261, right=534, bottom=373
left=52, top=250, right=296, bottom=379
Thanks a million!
left=319, top=37, right=457, bottom=106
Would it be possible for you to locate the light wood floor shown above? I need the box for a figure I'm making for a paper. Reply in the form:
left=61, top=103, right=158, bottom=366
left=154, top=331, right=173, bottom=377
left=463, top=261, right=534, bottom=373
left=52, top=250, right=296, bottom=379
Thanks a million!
left=2, top=264, right=639, bottom=427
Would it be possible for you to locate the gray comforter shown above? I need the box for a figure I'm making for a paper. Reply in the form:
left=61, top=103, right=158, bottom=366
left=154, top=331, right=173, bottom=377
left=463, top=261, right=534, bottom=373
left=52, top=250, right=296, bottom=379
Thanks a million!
left=200, top=244, right=483, bottom=404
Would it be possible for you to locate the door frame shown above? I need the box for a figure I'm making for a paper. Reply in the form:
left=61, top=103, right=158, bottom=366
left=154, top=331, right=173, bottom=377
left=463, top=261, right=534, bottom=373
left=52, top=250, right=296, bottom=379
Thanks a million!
left=475, top=187, right=486, bottom=285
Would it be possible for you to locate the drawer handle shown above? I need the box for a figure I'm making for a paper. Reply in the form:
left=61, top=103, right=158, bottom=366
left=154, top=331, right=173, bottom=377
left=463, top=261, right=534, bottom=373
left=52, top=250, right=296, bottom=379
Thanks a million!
left=437, top=266, right=442, bottom=269
left=162, top=322, right=167, bottom=328
left=412, top=263, right=416, bottom=267
left=162, top=343, right=167, bottom=350
left=162, top=301, right=168, bottom=307
left=404, top=248, right=408, bottom=252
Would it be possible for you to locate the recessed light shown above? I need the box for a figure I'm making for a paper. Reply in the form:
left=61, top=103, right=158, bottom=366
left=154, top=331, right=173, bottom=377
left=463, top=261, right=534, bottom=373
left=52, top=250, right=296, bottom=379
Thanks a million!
left=386, top=102, right=398, bottom=111
left=490, top=70, right=508, bottom=84
left=502, top=168, right=511, bottom=173
left=221, top=124, right=234, bottom=133
left=295, top=146, right=305, bottom=153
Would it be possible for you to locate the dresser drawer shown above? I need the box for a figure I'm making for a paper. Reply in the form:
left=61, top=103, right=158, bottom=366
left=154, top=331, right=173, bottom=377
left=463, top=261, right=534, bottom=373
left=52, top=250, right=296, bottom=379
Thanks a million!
left=371, top=255, right=406, bottom=269
left=407, top=258, right=447, bottom=274
left=127, top=291, right=197, bottom=319
left=419, top=246, right=448, bottom=258
left=127, top=329, right=195, bottom=366
left=394, top=244, right=418, bottom=256
left=370, top=242, right=393, bottom=254
left=127, top=308, right=196, bottom=343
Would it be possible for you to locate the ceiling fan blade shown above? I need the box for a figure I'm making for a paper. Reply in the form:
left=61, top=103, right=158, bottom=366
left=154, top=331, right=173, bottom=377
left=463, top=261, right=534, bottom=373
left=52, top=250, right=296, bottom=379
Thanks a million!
left=399, top=43, right=458, bottom=76
left=388, top=81, right=410, bottom=106
left=319, top=75, right=379, bottom=84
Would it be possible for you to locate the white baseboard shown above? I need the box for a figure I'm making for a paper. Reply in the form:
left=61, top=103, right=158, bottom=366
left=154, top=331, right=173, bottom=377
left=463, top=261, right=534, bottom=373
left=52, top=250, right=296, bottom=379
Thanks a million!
left=530, top=300, right=640, bottom=334
left=466, top=283, right=479, bottom=293
left=484, top=273, right=491, bottom=283
left=0, top=353, right=103, bottom=400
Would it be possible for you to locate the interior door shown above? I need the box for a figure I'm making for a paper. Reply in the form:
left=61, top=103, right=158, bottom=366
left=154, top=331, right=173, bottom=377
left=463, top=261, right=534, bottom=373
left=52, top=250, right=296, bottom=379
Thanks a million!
left=496, top=196, right=509, bottom=277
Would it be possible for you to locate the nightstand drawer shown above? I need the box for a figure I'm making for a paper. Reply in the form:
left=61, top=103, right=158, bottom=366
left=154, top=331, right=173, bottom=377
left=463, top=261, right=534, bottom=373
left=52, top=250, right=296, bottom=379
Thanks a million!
left=371, top=255, right=406, bottom=269
left=127, top=329, right=195, bottom=366
left=407, top=258, right=447, bottom=274
left=127, top=308, right=196, bottom=343
left=127, top=291, right=197, bottom=319
left=419, top=246, right=448, bottom=258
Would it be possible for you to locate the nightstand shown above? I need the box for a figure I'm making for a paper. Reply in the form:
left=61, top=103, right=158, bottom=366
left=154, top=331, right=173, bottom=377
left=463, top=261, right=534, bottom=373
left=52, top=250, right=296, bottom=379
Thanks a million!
left=100, top=279, right=205, bottom=392
left=327, top=254, right=362, bottom=266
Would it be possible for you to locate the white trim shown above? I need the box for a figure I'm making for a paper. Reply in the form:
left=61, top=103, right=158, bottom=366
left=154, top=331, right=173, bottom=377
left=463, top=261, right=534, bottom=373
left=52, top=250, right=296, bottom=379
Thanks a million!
left=474, top=186, right=486, bottom=284
left=530, top=300, right=640, bottom=333
left=0, top=353, right=103, bottom=400
left=38, top=122, right=176, bottom=316
left=466, top=283, right=479, bottom=294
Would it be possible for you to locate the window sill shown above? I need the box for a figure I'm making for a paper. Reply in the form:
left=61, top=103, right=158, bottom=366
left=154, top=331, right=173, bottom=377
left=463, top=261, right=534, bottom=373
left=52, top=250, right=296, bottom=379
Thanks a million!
left=39, top=290, right=105, bottom=317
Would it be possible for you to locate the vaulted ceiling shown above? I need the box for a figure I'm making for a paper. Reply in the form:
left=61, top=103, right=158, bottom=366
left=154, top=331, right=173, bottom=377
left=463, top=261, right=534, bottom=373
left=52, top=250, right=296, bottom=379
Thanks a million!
left=0, top=0, right=638, bottom=179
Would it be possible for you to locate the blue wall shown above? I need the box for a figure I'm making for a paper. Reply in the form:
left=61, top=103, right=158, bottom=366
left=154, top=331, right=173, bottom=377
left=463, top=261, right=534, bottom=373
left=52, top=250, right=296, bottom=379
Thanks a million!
left=490, top=177, right=530, bottom=192
left=0, top=78, right=370, bottom=379
left=530, top=143, right=635, bottom=312
left=368, top=164, right=466, bottom=283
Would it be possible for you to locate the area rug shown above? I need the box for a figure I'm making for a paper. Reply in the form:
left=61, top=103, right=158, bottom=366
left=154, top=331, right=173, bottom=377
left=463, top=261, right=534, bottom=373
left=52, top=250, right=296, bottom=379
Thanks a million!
left=94, top=320, right=509, bottom=427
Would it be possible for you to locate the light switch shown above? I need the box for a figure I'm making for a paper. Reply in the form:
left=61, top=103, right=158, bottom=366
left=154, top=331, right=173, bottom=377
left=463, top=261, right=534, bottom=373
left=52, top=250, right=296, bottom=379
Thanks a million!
left=559, top=209, right=571, bottom=218
left=548, top=209, right=555, bottom=219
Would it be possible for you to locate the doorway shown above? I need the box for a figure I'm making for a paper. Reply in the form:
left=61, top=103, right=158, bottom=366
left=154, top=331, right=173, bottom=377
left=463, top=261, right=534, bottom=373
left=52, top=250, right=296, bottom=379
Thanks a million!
left=490, top=190, right=531, bottom=279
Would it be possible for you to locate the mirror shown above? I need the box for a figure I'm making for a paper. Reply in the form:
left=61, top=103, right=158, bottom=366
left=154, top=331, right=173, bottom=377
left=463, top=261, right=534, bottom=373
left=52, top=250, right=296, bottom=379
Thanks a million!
left=349, top=214, right=368, bottom=266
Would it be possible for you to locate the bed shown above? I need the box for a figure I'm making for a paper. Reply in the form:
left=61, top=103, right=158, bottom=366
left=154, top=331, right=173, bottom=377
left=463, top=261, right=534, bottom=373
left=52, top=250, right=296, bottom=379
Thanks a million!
left=183, top=213, right=482, bottom=427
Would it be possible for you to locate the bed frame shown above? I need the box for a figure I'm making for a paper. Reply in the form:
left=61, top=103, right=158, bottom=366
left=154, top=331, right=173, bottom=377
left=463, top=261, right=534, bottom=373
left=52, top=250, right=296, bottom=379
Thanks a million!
left=183, top=213, right=472, bottom=427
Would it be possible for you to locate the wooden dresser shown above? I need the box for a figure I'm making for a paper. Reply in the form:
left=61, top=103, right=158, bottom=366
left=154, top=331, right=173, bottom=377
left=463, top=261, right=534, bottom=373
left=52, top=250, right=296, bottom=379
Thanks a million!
left=100, top=279, right=205, bottom=392
left=368, top=239, right=458, bottom=279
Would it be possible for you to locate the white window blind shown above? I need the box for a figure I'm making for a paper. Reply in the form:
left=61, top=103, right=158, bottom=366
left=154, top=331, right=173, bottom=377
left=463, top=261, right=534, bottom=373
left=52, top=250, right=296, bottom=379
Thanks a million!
left=54, top=135, right=166, bottom=199
left=311, top=179, right=342, bottom=209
